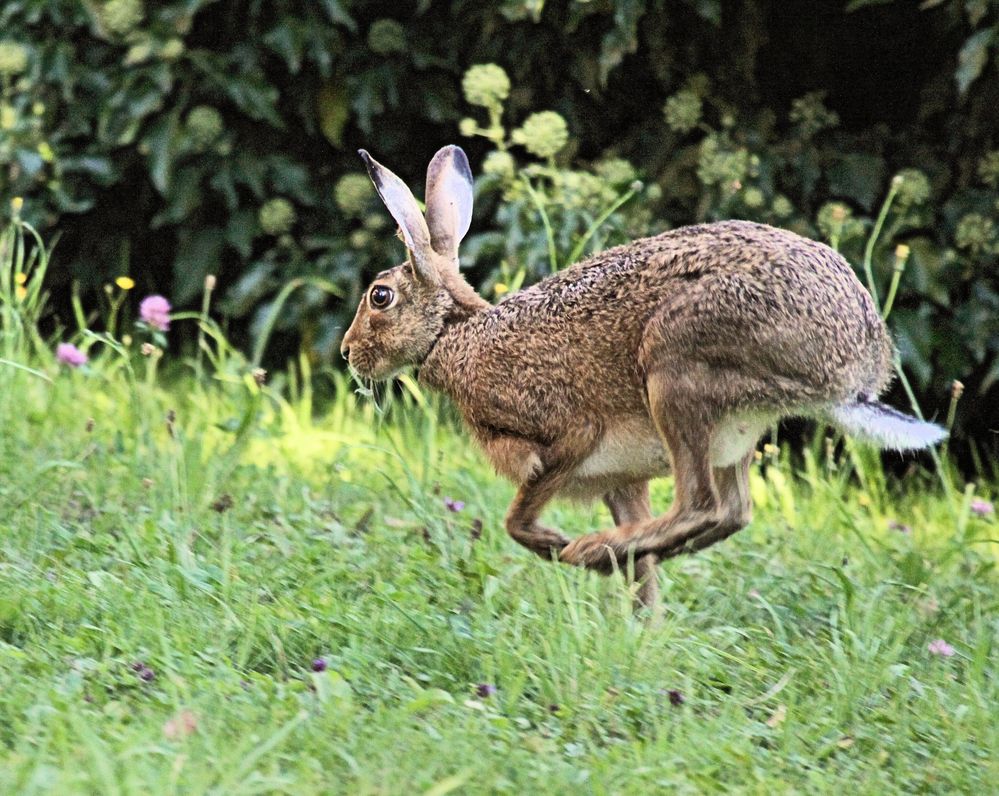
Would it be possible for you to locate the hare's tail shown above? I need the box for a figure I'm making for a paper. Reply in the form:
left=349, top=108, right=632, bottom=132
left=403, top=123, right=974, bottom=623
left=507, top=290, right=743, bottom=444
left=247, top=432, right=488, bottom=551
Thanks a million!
left=827, top=397, right=947, bottom=451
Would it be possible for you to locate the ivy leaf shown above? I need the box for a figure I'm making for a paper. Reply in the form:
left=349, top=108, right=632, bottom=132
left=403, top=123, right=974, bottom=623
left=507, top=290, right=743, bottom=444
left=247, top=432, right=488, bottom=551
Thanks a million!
left=956, top=29, right=993, bottom=96
left=265, top=20, right=304, bottom=74
left=598, top=0, right=646, bottom=85
left=172, top=227, right=225, bottom=305
left=144, top=115, right=181, bottom=194
left=317, top=81, right=350, bottom=148
left=682, top=0, right=722, bottom=25
left=826, top=153, right=886, bottom=211
left=318, top=0, right=357, bottom=32
left=845, top=0, right=894, bottom=10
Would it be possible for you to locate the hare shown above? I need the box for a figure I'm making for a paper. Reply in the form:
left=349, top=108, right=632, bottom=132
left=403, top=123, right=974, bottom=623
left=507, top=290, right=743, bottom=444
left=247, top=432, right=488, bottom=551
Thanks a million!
left=341, top=145, right=946, bottom=608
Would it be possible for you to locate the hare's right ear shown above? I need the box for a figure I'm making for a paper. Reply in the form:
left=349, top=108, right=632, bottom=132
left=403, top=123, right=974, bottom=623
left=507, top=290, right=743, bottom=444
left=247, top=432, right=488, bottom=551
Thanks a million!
left=425, top=145, right=473, bottom=262
left=358, top=149, right=438, bottom=285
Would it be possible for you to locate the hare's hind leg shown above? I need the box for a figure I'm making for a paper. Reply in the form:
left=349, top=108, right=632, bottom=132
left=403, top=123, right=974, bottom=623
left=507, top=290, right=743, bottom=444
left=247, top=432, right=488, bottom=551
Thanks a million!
left=603, top=482, right=660, bottom=610
left=561, top=377, right=726, bottom=572
left=658, top=452, right=754, bottom=559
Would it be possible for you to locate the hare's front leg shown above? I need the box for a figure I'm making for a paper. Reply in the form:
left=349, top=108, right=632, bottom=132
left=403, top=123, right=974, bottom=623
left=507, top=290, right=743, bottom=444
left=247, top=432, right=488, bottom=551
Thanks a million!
left=604, top=482, right=660, bottom=610
left=498, top=426, right=600, bottom=561
left=504, top=473, right=572, bottom=559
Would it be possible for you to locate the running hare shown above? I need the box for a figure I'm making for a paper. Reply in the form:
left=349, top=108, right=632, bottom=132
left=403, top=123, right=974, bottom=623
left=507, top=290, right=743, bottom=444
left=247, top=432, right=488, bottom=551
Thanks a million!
left=341, top=145, right=945, bottom=608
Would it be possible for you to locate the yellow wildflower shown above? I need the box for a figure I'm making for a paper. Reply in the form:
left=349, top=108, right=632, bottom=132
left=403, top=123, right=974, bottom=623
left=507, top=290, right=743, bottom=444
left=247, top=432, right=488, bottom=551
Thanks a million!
left=15, top=285, right=27, bottom=300
left=15, top=272, right=26, bottom=285
left=494, top=282, right=509, bottom=295
left=115, top=276, right=135, bottom=290
left=894, top=243, right=910, bottom=261
left=11, top=196, right=23, bottom=213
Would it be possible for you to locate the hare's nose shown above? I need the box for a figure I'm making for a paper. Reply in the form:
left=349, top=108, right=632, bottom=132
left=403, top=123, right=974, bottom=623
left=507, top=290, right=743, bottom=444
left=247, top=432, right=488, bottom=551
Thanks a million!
left=340, top=343, right=351, bottom=361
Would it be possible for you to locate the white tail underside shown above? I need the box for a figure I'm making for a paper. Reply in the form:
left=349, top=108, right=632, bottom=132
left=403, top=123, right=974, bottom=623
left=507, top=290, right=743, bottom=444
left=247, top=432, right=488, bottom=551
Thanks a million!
left=828, top=400, right=947, bottom=451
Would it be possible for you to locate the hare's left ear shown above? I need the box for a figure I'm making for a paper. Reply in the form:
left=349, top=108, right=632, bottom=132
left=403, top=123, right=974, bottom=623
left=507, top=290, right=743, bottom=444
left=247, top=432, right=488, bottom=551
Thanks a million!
left=425, top=145, right=473, bottom=262
left=359, top=149, right=440, bottom=286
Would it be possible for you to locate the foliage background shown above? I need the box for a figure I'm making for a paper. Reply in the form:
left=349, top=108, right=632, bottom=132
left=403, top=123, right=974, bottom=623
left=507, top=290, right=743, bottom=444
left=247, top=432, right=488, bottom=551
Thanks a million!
left=1, top=0, right=997, bottom=456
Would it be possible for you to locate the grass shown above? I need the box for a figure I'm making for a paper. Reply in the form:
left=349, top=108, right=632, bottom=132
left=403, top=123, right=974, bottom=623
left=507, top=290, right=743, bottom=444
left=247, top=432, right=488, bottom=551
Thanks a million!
left=1, top=214, right=997, bottom=793
left=0, top=347, right=997, bottom=794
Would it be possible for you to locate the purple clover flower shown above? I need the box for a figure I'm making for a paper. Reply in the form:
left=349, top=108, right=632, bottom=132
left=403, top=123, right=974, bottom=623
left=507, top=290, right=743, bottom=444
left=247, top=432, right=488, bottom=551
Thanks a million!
left=139, top=295, right=172, bottom=331
left=56, top=342, right=87, bottom=368
left=475, top=683, right=496, bottom=698
left=667, top=689, right=685, bottom=707
left=311, top=658, right=327, bottom=672
left=927, top=639, right=955, bottom=657
left=444, top=497, right=465, bottom=513
left=970, top=499, right=994, bottom=517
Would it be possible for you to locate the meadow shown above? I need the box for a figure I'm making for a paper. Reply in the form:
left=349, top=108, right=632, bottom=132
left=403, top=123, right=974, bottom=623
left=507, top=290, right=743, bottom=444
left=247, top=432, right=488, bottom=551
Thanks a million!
left=0, top=213, right=996, bottom=794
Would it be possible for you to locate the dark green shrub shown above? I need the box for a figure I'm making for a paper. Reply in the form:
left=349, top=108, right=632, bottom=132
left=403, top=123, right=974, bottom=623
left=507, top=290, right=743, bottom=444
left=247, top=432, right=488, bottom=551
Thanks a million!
left=0, top=0, right=996, bottom=451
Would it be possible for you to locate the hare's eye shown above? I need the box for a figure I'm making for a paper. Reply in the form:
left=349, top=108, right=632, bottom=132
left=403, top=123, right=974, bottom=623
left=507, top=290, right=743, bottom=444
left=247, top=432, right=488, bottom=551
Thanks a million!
left=369, top=285, right=395, bottom=310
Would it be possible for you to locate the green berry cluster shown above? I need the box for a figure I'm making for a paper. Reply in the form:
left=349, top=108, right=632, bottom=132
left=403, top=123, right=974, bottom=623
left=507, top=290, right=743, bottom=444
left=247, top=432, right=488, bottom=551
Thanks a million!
left=954, top=213, right=997, bottom=255
left=816, top=202, right=863, bottom=243
left=663, top=89, right=702, bottom=134
left=892, top=169, right=930, bottom=207
left=790, top=91, right=839, bottom=138
left=101, top=0, right=144, bottom=36
left=367, top=19, right=406, bottom=55
left=977, top=151, right=999, bottom=187
left=462, top=64, right=510, bottom=110
left=511, top=111, right=569, bottom=159
left=0, top=41, right=29, bottom=75
left=334, top=174, right=375, bottom=217
left=259, top=198, right=296, bottom=236
left=186, top=106, right=223, bottom=152
left=697, top=135, right=749, bottom=188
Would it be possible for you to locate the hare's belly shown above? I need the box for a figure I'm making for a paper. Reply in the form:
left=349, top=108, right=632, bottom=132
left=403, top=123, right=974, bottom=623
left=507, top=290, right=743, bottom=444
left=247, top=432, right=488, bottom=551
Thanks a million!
left=574, top=419, right=670, bottom=481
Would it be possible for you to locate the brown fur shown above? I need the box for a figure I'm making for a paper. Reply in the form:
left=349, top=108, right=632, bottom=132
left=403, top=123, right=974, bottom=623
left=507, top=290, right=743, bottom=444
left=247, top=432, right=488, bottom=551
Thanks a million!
left=342, top=147, right=895, bottom=609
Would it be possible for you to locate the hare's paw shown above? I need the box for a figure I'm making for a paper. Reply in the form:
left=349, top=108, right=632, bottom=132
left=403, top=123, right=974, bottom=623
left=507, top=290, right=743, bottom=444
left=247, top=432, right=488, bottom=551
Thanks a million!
left=524, top=527, right=571, bottom=561
left=560, top=531, right=629, bottom=574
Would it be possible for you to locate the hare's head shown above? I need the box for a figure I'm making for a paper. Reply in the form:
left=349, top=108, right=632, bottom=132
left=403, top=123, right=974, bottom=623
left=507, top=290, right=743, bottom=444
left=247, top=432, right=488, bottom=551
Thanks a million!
left=341, top=145, right=479, bottom=380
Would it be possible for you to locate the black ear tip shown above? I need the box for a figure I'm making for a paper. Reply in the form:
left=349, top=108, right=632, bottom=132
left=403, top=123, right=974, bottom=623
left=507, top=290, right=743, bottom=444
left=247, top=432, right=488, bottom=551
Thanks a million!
left=357, top=149, right=371, bottom=162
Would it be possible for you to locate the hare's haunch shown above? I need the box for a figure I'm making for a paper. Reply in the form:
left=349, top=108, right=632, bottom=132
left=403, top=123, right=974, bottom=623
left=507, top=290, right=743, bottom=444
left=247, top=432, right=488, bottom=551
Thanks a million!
left=341, top=146, right=946, bottom=609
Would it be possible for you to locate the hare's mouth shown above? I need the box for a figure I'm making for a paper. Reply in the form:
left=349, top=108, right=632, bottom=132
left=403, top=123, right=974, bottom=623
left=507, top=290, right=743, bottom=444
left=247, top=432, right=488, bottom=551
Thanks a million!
left=346, top=353, right=397, bottom=382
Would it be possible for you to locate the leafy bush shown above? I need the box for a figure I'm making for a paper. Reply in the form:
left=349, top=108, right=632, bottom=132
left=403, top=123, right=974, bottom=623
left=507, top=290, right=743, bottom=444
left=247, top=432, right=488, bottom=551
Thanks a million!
left=0, top=0, right=996, bottom=450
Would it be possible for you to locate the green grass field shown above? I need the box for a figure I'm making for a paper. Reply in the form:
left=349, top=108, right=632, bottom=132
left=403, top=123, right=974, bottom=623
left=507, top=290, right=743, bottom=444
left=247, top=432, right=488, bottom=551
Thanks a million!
left=0, top=348, right=996, bottom=794
left=1, top=215, right=997, bottom=794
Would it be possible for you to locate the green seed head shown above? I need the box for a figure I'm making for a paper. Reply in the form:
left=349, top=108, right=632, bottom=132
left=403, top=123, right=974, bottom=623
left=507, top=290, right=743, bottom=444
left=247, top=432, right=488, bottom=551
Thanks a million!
left=160, top=38, right=185, bottom=60
left=696, top=135, right=749, bottom=187
left=186, top=106, right=223, bottom=151
left=101, top=0, right=144, bottom=36
left=954, top=213, right=995, bottom=254
left=789, top=91, right=839, bottom=138
left=511, top=111, right=569, bottom=159
left=893, top=169, right=930, bottom=206
left=976, top=150, right=999, bottom=187
left=462, top=64, right=511, bottom=109
left=259, top=198, right=297, bottom=236
left=742, top=187, right=765, bottom=209
left=367, top=19, right=406, bottom=55
left=595, top=157, right=636, bottom=186
left=817, top=202, right=852, bottom=240
left=458, top=117, right=479, bottom=138
left=663, top=89, right=702, bottom=134
left=482, top=150, right=516, bottom=179
left=771, top=195, right=794, bottom=218
left=0, top=41, right=29, bottom=76
left=334, top=174, right=375, bottom=217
